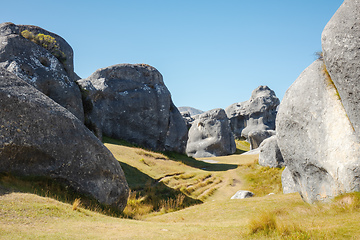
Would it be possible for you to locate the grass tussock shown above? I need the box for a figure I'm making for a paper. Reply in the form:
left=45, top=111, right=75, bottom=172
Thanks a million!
left=333, top=192, right=360, bottom=212
left=72, top=198, right=81, bottom=211
left=121, top=178, right=201, bottom=219
left=248, top=210, right=311, bottom=239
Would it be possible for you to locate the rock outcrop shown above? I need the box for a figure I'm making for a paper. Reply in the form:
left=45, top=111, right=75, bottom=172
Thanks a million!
left=77, top=64, right=188, bottom=153
left=247, top=129, right=276, bottom=150
left=0, top=22, right=84, bottom=121
left=0, top=68, right=129, bottom=210
left=225, top=85, right=279, bottom=140
left=322, top=0, right=360, bottom=137
left=258, top=135, right=284, bottom=168
left=277, top=60, right=360, bottom=203
left=186, top=108, right=236, bottom=158
left=277, top=1, right=360, bottom=203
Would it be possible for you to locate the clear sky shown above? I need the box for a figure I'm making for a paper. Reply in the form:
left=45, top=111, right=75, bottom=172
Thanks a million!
left=1, top=0, right=343, bottom=112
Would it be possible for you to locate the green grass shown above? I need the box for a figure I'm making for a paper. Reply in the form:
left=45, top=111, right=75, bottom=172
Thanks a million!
left=241, top=159, right=284, bottom=196
left=235, top=139, right=251, bottom=154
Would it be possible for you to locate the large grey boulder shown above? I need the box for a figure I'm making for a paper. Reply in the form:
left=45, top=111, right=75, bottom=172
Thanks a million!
left=322, top=0, right=360, bottom=137
left=276, top=60, right=360, bottom=203
left=77, top=64, right=188, bottom=153
left=186, top=108, right=236, bottom=158
left=258, top=135, right=284, bottom=168
left=0, top=22, right=84, bottom=121
left=225, top=85, right=279, bottom=140
left=248, top=129, right=276, bottom=150
left=0, top=68, right=129, bottom=210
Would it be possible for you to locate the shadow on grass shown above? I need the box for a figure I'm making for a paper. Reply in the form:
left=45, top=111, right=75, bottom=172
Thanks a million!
left=103, top=136, right=238, bottom=172
left=162, top=151, right=238, bottom=172
left=120, top=162, right=202, bottom=211
left=0, top=172, right=126, bottom=217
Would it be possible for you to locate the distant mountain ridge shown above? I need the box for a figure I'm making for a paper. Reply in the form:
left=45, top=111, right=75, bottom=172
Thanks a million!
left=178, top=106, right=204, bottom=116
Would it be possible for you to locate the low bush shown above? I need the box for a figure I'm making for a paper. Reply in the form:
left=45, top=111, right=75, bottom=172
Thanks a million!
left=21, top=30, right=66, bottom=64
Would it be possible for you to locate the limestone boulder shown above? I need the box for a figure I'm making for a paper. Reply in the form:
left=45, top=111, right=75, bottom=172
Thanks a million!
left=276, top=60, right=360, bottom=203
left=230, top=190, right=254, bottom=199
left=322, top=0, right=360, bottom=137
left=225, top=85, right=279, bottom=140
left=0, top=22, right=83, bottom=121
left=77, top=64, right=188, bottom=153
left=258, top=135, right=284, bottom=168
left=0, top=68, right=129, bottom=210
left=186, top=108, right=236, bottom=158
left=248, top=129, right=276, bottom=150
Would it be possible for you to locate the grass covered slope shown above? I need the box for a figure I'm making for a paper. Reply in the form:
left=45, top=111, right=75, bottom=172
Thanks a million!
left=1, top=137, right=360, bottom=239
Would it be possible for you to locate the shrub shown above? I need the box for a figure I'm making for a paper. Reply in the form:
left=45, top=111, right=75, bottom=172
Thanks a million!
left=21, top=30, right=66, bottom=64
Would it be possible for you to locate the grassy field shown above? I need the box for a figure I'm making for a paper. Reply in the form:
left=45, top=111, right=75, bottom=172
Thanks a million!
left=1, top=138, right=360, bottom=239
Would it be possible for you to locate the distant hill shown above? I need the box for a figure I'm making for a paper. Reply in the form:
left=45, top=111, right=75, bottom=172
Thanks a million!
left=178, top=106, right=204, bottom=116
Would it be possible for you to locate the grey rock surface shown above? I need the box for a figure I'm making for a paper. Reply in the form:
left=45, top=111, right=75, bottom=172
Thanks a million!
left=0, top=68, right=129, bottom=210
left=186, top=108, right=236, bottom=158
left=0, top=22, right=84, bottom=121
left=248, top=129, right=276, bottom=150
left=180, top=111, right=195, bottom=129
left=276, top=60, right=360, bottom=203
left=281, top=167, right=297, bottom=194
left=241, top=148, right=260, bottom=155
left=225, top=85, right=279, bottom=140
left=322, top=0, right=360, bottom=137
left=258, top=135, right=284, bottom=168
left=77, top=63, right=188, bottom=153
left=230, top=190, right=254, bottom=199
left=178, top=106, right=204, bottom=116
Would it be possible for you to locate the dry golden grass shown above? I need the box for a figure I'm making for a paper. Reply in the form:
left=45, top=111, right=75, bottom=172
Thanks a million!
left=2, top=137, right=360, bottom=239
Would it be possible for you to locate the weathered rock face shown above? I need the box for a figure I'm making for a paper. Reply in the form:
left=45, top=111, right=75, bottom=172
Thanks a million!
left=276, top=60, right=360, bottom=203
left=0, top=68, right=129, bottom=210
left=77, top=64, right=188, bottom=153
left=258, top=135, right=284, bottom=168
left=281, top=167, right=297, bottom=194
left=248, top=129, right=276, bottom=150
left=322, top=0, right=360, bottom=137
left=180, top=111, right=195, bottom=129
left=186, top=108, right=236, bottom=158
left=0, top=22, right=84, bottom=121
left=225, top=85, right=279, bottom=140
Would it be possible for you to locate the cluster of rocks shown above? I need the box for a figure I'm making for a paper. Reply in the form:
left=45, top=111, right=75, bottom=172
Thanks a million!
left=0, top=22, right=187, bottom=210
left=7, top=4, right=357, bottom=207
left=181, top=85, right=281, bottom=159
left=185, top=108, right=236, bottom=158
left=278, top=0, right=360, bottom=203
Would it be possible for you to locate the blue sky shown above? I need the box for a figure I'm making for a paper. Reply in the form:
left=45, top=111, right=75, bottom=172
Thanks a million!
left=1, top=0, right=342, bottom=111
